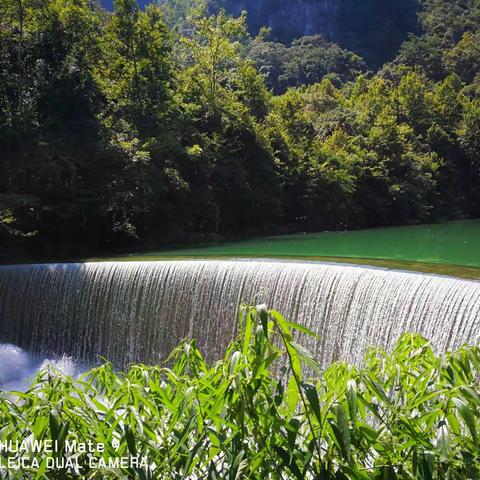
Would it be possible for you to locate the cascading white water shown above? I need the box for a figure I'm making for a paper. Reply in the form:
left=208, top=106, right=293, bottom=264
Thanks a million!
left=0, top=260, right=479, bottom=369
left=0, top=343, right=80, bottom=391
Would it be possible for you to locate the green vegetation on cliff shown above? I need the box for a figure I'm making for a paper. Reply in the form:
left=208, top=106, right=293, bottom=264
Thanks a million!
left=220, top=0, right=420, bottom=67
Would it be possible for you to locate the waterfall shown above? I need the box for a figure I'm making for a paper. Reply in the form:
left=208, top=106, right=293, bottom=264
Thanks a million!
left=0, top=260, right=479, bottom=368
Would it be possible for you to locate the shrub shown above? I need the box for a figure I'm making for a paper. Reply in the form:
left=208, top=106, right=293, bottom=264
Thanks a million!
left=1, top=305, right=479, bottom=478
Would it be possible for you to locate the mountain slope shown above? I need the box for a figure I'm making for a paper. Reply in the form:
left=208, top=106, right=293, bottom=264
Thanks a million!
left=102, top=0, right=420, bottom=67
left=219, top=0, right=420, bottom=66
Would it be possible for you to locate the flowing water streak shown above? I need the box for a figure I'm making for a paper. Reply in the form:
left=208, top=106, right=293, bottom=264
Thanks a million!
left=0, top=260, right=479, bottom=368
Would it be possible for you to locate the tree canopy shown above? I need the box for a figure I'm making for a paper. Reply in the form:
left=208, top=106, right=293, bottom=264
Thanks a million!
left=0, top=0, right=479, bottom=258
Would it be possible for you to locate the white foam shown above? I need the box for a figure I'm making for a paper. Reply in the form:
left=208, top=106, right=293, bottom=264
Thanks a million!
left=0, top=343, right=82, bottom=392
left=0, top=343, right=32, bottom=386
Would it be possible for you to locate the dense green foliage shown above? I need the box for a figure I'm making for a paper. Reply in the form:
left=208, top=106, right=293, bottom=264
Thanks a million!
left=264, top=72, right=480, bottom=230
left=391, top=0, right=480, bottom=84
left=1, top=305, right=480, bottom=478
left=248, top=34, right=366, bottom=93
left=110, top=0, right=418, bottom=68
left=0, top=0, right=479, bottom=258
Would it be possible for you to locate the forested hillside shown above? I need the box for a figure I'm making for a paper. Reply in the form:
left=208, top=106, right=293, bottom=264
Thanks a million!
left=0, top=0, right=479, bottom=258
left=120, top=0, right=419, bottom=67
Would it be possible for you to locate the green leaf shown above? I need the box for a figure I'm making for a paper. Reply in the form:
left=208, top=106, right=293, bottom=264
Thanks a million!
left=453, top=397, right=478, bottom=443
left=125, top=424, right=137, bottom=456
left=290, top=341, right=321, bottom=373
left=287, top=417, right=301, bottom=454
left=419, top=450, right=435, bottom=480
left=331, top=404, right=351, bottom=462
left=346, top=379, right=357, bottom=427
left=287, top=322, right=319, bottom=338
left=287, top=375, right=299, bottom=413
left=272, top=446, right=303, bottom=479
left=258, top=307, right=269, bottom=339
left=436, top=420, right=450, bottom=459
left=301, top=382, right=322, bottom=425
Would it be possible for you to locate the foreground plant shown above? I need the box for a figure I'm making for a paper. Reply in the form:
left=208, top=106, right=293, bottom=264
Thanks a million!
left=0, top=305, right=479, bottom=479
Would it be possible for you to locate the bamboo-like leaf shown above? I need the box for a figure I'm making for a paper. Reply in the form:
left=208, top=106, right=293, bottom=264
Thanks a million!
left=287, top=322, right=319, bottom=338
left=453, top=397, right=478, bottom=443
left=333, top=404, right=351, bottom=462
left=272, top=446, right=303, bottom=479
left=125, top=424, right=137, bottom=456
left=301, top=382, right=322, bottom=425
left=0, top=306, right=478, bottom=479
left=346, top=379, right=357, bottom=427
left=287, top=375, right=299, bottom=413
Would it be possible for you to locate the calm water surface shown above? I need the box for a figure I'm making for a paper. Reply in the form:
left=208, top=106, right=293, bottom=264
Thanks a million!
left=156, top=220, right=480, bottom=267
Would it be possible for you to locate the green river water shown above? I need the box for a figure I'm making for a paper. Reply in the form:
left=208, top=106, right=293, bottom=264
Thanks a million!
left=139, top=219, right=480, bottom=269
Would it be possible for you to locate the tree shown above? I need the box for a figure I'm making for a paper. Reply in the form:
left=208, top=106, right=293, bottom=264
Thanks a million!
left=0, top=0, right=104, bottom=253
left=249, top=35, right=366, bottom=93
left=458, top=98, right=480, bottom=216
left=95, top=0, right=187, bottom=241
left=177, top=10, right=281, bottom=234
left=444, top=32, right=480, bottom=84
left=392, top=0, right=480, bottom=81
left=181, top=9, right=248, bottom=113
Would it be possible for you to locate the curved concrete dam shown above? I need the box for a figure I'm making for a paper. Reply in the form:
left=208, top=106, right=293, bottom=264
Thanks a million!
left=0, top=261, right=479, bottom=368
